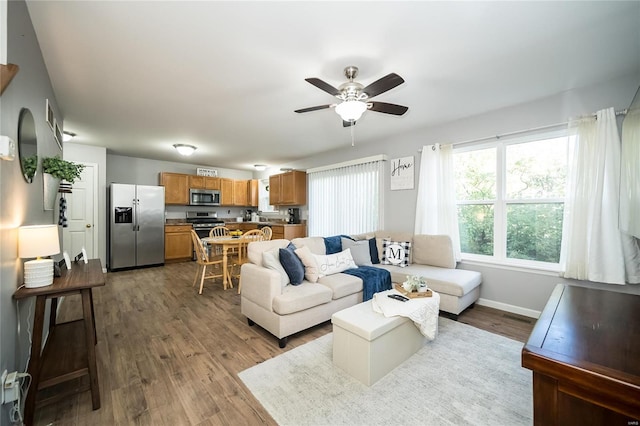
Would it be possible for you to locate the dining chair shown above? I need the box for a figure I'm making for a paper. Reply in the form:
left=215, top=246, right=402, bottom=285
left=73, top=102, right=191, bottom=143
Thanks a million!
left=209, top=225, right=231, bottom=256
left=190, top=230, right=225, bottom=294
left=261, top=226, right=273, bottom=241
left=233, top=229, right=265, bottom=294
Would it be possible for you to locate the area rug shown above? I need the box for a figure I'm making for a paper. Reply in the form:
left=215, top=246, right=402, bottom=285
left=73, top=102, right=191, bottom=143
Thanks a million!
left=239, top=318, right=532, bottom=425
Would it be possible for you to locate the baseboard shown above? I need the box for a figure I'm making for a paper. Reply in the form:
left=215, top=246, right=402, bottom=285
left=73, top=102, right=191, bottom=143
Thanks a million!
left=476, top=298, right=540, bottom=319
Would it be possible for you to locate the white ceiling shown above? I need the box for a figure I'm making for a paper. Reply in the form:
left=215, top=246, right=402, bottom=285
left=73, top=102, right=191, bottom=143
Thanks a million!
left=26, top=1, right=640, bottom=171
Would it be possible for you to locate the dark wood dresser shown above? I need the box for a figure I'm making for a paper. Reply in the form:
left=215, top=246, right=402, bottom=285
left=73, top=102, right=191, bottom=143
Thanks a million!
left=522, top=284, right=640, bottom=425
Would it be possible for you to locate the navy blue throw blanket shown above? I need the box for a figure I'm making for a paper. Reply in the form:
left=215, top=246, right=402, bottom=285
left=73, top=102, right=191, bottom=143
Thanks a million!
left=343, top=266, right=392, bottom=301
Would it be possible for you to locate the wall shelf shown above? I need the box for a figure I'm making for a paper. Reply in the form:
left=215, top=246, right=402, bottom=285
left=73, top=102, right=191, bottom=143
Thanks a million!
left=0, top=64, right=19, bottom=95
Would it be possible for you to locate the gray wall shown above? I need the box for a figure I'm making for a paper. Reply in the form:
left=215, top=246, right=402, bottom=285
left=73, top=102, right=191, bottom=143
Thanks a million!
left=281, top=73, right=640, bottom=316
left=0, top=0, right=63, bottom=422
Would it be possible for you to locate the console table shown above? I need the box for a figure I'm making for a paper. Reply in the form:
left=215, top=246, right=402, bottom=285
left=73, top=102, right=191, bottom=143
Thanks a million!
left=14, top=259, right=105, bottom=426
left=522, top=284, right=640, bottom=425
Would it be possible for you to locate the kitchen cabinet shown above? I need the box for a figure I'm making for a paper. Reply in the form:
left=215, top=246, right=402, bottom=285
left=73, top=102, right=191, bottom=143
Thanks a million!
left=160, top=172, right=189, bottom=205
left=190, top=176, right=221, bottom=190
left=220, top=178, right=234, bottom=205
left=234, top=180, right=249, bottom=206
left=269, top=171, right=307, bottom=206
left=249, top=179, right=258, bottom=206
left=165, top=225, right=193, bottom=262
left=270, top=224, right=307, bottom=240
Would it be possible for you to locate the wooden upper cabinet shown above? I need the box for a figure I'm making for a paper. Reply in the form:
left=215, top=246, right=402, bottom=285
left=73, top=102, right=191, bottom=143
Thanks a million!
left=269, top=171, right=307, bottom=206
left=248, top=179, right=258, bottom=206
left=189, top=175, right=206, bottom=189
left=234, top=180, right=249, bottom=206
left=160, top=173, right=189, bottom=205
left=205, top=177, right=220, bottom=190
left=220, top=178, right=234, bottom=205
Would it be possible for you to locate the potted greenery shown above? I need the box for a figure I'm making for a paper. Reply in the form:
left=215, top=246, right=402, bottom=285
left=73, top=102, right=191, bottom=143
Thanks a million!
left=22, top=154, right=38, bottom=182
left=42, top=155, right=85, bottom=210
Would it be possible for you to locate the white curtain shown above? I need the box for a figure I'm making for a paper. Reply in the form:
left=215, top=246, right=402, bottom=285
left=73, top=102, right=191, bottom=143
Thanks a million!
left=414, top=144, right=461, bottom=260
left=308, top=159, right=384, bottom=236
left=560, top=107, right=639, bottom=284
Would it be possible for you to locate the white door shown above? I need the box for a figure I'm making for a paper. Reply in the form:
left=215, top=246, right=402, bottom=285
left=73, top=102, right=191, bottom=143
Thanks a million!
left=62, top=163, right=98, bottom=259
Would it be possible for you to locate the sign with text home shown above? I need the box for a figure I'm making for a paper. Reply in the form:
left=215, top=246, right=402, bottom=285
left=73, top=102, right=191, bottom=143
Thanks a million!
left=390, top=156, right=414, bottom=190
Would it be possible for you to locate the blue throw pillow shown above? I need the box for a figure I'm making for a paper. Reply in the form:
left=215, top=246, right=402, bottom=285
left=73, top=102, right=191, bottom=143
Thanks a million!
left=279, top=244, right=305, bottom=285
left=369, top=238, right=380, bottom=264
left=324, top=234, right=353, bottom=254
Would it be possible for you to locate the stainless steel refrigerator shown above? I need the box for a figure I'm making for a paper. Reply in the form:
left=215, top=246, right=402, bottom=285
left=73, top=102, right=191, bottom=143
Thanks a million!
left=109, top=184, right=165, bottom=270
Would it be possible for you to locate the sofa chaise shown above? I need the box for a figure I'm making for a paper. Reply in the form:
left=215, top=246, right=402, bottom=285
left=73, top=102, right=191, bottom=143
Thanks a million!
left=240, top=231, right=482, bottom=347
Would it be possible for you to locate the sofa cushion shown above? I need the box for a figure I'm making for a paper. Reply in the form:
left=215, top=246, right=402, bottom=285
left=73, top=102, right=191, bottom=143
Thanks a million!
left=341, top=238, right=373, bottom=266
left=324, top=235, right=352, bottom=254
left=294, top=245, right=321, bottom=283
left=317, top=273, right=363, bottom=299
left=262, top=248, right=289, bottom=288
left=412, top=234, right=456, bottom=269
left=375, top=264, right=481, bottom=297
left=291, top=237, right=326, bottom=255
left=382, top=239, right=411, bottom=267
left=248, top=239, right=290, bottom=265
left=375, top=231, right=414, bottom=263
left=313, top=248, right=357, bottom=276
left=272, top=282, right=333, bottom=315
left=279, top=244, right=305, bottom=285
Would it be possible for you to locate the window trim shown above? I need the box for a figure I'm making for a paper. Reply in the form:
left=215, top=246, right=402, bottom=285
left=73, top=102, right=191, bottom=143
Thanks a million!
left=454, top=129, right=568, bottom=268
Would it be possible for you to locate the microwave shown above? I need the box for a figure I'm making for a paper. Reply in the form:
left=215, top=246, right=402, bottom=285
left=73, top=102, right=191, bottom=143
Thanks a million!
left=189, top=188, right=220, bottom=206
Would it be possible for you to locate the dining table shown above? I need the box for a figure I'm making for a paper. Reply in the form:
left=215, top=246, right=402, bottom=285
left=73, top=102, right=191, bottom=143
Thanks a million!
left=201, top=236, right=243, bottom=290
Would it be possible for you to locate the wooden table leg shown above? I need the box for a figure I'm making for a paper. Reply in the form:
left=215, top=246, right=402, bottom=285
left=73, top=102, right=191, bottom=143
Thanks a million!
left=222, top=245, right=229, bottom=290
left=24, top=296, right=46, bottom=426
left=81, top=289, right=101, bottom=410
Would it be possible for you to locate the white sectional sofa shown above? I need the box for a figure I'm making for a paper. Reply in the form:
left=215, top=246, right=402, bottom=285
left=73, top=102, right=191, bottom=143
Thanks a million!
left=240, top=231, right=482, bottom=347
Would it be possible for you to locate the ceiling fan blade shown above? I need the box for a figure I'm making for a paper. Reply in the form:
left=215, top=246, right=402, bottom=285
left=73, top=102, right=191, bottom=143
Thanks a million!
left=294, top=104, right=333, bottom=113
left=362, top=73, right=405, bottom=98
left=343, top=120, right=356, bottom=127
left=368, top=101, right=409, bottom=116
left=305, top=78, right=341, bottom=97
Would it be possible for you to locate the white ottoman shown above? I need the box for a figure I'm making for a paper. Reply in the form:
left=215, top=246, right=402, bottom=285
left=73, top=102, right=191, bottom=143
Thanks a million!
left=331, top=300, right=425, bottom=386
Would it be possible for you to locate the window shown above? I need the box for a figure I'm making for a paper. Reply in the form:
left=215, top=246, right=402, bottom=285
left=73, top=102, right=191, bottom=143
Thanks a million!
left=454, top=132, right=568, bottom=266
left=258, top=179, right=277, bottom=213
left=307, top=156, right=385, bottom=236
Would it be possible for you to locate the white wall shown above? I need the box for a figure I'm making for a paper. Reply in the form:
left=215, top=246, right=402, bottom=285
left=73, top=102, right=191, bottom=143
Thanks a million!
left=283, top=73, right=640, bottom=315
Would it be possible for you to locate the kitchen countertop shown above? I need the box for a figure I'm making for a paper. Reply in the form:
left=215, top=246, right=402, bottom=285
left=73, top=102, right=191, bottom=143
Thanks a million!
left=165, top=219, right=305, bottom=227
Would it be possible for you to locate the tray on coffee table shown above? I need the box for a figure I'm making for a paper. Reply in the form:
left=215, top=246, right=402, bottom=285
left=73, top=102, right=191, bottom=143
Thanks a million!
left=393, top=283, right=433, bottom=298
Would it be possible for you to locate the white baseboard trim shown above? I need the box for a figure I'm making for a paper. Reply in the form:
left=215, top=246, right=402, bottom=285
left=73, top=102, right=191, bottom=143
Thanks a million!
left=476, top=298, right=541, bottom=319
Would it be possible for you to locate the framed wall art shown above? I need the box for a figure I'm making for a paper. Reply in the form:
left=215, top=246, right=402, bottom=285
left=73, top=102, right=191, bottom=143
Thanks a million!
left=46, top=99, right=54, bottom=130
left=390, top=156, right=415, bottom=190
left=53, top=119, right=63, bottom=151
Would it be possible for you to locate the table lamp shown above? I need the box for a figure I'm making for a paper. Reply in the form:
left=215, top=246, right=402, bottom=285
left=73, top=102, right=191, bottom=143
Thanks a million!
left=18, top=224, right=60, bottom=288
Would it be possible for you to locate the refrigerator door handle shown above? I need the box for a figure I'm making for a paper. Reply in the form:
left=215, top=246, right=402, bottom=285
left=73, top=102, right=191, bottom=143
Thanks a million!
left=132, top=198, right=138, bottom=232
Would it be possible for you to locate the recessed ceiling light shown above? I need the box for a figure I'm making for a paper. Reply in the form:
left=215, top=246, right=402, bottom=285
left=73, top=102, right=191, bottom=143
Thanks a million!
left=254, top=164, right=267, bottom=171
left=173, top=144, right=196, bottom=156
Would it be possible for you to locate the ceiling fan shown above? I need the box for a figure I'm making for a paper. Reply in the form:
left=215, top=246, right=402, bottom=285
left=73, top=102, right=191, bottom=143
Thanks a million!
left=295, top=66, right=408, bottom=127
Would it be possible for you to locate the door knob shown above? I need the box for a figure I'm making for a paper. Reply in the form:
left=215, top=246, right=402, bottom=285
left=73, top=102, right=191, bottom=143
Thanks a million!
left=86, top=224, right=92, bottom=228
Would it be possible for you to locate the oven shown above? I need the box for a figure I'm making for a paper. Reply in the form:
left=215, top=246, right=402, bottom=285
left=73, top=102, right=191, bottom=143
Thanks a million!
left=186, top=211, right=224, bottom=259
left=189, top=189, right=220, bottom=206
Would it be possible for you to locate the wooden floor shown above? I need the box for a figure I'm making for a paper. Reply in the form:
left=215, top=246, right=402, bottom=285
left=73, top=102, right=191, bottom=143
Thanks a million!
left=35, top=261, right=535, bottom=425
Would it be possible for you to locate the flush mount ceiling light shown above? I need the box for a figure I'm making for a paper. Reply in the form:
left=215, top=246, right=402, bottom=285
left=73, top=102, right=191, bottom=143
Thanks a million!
left=173, top=144, right=196, bottom=156
left=62, top=131, right=76, bottom=142
left=254, top=164, right=267, bottom=171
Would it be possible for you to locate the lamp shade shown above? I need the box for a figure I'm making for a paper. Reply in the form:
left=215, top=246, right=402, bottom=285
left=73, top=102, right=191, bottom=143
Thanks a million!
left=19, top=224, right=60, bottom=258
left=335, top=100, right=367, bottom=122
left=18, top=224, right=60, bottom=288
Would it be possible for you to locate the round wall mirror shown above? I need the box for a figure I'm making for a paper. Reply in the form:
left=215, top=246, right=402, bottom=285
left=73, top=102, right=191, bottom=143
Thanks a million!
left=18, top=108, right=38, bottom=184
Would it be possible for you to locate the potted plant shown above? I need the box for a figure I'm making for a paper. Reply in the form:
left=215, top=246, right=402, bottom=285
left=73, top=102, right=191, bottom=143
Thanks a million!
left=42, top=155, right=85, bottom=210
left=22, top=154, right=38, bottom=182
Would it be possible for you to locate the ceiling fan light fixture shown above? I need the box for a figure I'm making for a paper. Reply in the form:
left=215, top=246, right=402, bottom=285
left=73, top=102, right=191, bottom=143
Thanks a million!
left=173, top=143, right=197, bottom=156
left=335, top=100, right=367, bottom=122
